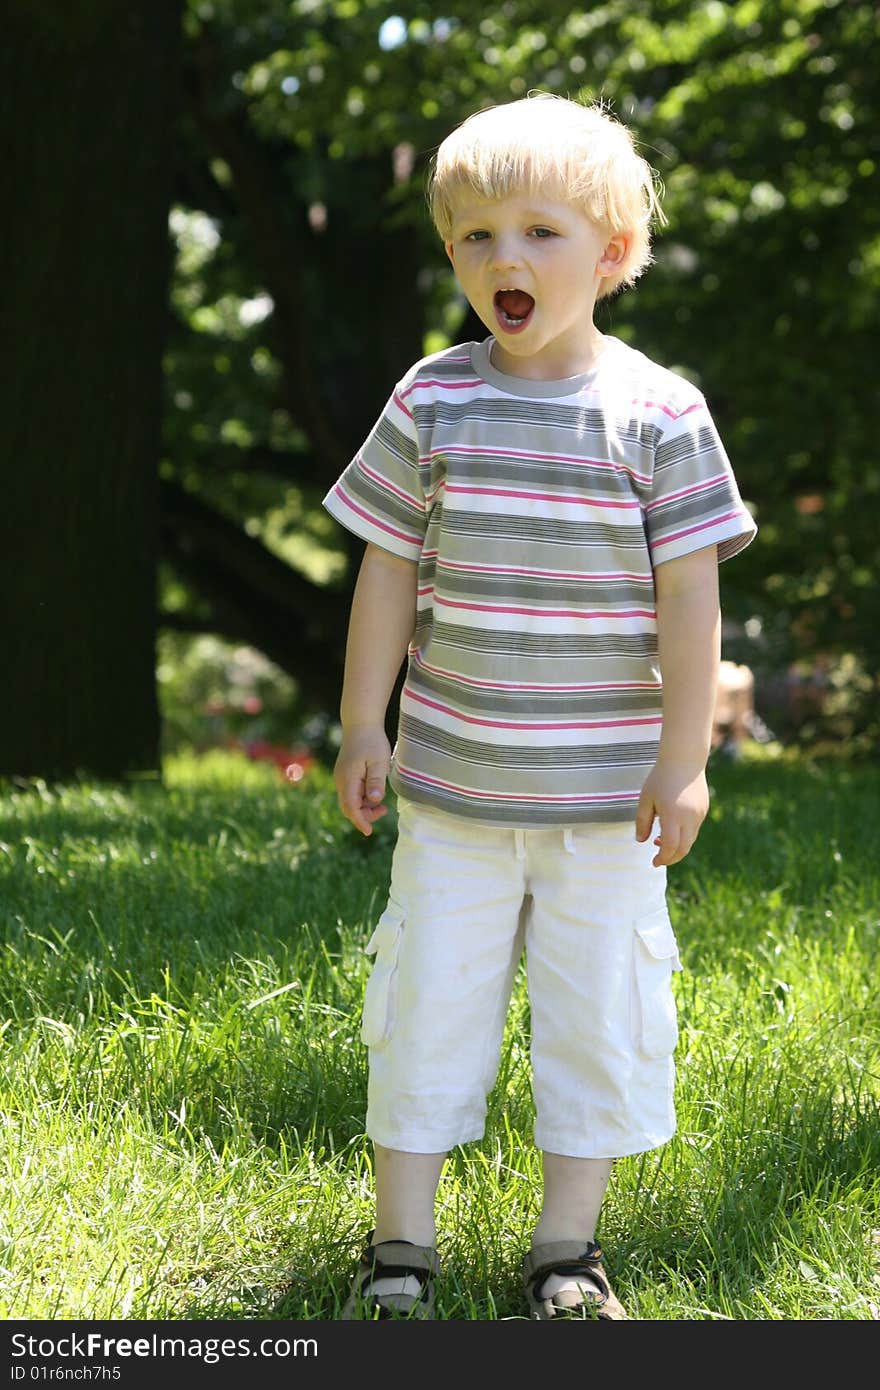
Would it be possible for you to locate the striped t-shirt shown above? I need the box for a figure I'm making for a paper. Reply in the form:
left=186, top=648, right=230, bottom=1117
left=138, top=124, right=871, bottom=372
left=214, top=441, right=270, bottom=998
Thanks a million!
left=323, top=335, right=756, bottom=827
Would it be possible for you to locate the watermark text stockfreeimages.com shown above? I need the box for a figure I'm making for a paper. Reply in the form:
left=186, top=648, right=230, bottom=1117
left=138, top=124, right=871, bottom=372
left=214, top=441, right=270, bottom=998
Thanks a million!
left=10, top=1331, right=316, bottom=1368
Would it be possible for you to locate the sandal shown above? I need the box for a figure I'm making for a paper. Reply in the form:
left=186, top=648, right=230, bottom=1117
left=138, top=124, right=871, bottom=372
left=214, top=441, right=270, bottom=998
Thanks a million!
left=341, top=1233, right=440, bottom=1320
left=523, top=1240, right=627, bottom=1320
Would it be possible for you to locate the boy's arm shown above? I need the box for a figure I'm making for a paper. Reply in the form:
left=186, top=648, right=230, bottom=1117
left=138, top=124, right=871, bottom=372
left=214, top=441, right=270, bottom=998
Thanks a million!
left=635, top=546, right=720, bottom=868
left=334, top=542, right=419, bottom=836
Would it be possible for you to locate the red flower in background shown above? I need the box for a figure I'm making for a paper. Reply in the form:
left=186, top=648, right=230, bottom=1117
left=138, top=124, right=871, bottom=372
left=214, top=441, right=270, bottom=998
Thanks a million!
left=227, top=738, right=316, bottom=783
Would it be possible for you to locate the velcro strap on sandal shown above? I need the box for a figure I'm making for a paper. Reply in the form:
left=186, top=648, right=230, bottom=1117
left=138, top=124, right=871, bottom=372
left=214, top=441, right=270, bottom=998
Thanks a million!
left=360, top=1239, right=441, bottom=1289
left=523, top=1240, right=608, bottom=1302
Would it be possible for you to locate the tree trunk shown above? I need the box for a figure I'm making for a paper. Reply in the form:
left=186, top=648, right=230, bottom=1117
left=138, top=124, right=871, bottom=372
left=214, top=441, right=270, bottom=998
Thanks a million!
left=0, top=2, right=181, bottom=781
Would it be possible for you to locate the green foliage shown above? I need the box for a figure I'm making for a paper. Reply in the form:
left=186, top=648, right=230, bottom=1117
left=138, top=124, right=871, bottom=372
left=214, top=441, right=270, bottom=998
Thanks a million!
left=165, top=0, right=879, bottom=746
left=156, top=630, right=301, bottom=753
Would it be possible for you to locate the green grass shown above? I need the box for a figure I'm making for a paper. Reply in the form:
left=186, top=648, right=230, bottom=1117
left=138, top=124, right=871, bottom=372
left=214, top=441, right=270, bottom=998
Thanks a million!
left=1, top=748, right=878, bottom=1320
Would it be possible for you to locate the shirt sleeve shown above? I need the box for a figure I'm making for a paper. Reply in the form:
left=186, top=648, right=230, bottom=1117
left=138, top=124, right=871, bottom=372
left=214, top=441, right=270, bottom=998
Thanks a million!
left=645, top=396, right=757, bottom=566
left=322, top=383, right=427, bottom=562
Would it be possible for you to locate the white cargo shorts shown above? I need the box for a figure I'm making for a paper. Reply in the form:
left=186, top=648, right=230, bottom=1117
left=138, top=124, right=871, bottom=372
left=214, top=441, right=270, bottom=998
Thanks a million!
left=360, top=798, right=683, bottom=1159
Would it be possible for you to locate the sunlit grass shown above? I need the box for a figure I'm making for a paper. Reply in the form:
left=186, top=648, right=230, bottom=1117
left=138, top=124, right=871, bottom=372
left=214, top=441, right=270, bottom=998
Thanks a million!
left=0, top=749, right=878, bottom=1319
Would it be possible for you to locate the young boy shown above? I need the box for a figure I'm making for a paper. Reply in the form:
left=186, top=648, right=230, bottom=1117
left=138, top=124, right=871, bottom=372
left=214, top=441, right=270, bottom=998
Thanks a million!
left=322, top=92, right=756, bottom=1320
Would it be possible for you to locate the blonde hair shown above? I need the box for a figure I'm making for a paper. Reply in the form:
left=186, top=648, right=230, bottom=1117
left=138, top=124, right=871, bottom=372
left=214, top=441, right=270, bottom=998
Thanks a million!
left=427, top=92, right=666, bottom=299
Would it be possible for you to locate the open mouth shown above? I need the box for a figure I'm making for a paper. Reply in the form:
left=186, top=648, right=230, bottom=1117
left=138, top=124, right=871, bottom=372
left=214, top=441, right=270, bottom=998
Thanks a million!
left=494, top=288, right=535, bottom=333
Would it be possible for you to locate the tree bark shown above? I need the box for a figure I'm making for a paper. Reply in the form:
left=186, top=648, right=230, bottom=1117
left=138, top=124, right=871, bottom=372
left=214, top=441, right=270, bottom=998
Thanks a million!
left=159, top=479, right=346, bottom=711
left=0, top=2, right=182, bottom=781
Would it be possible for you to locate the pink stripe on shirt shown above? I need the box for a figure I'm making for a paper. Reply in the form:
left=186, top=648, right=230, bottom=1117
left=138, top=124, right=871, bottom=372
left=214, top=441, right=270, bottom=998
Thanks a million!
left=429, top=443, right=651, bottom=485
left=332, top=485, right=422, bottom=547
left=434, top=596, right=656, bottom=622
left=412, top=651, right=661, bottom=694
left=399, top=377, right=484, bottom=399
left=357, top=456, right=425, bottom=510
left=431, top=556, right=652, bottom=582
left=644, top=472, right=728, bottom=512
left=405, top=688, right=662, bottom=732
left=396, top=762, right=638, bottom=805
left=651, top=509, right=742, bottom=549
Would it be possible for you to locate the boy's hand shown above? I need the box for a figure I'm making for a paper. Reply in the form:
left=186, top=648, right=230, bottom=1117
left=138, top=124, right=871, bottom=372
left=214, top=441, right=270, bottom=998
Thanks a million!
left=333, top=727, right=392, bottom=836
left=635, top=760, right=710, bottom=868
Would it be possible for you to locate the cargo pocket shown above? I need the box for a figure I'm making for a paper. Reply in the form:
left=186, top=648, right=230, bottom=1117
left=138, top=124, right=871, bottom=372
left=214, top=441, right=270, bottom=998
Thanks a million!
left=632, top=908, right=682, bottom=1058
left=360, top=903, right=405, bottom=1047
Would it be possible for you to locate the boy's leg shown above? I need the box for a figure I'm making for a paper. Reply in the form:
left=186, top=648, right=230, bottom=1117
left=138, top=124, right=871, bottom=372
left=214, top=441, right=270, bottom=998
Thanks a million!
left=520, top=822, right=680, bottom=1317
left=347, top=801, right=528, bottom=1315
left=529, top=1151, right=613, bottom=1304
left=374, top=1144, right=447, bottom=1247
left=357, top=1144, right=448, bottom=1304
left=532, top=1150, right=613, bottom=1246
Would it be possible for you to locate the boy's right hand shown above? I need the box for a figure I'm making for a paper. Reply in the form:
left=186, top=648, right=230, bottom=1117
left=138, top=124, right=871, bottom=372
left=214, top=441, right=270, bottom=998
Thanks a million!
left=333, top=727, right=392, bottom=836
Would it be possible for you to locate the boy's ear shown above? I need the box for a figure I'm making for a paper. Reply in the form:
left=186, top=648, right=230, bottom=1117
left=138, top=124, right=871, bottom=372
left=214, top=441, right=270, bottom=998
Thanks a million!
left=444, top=240, right=456, bottom=267
left=597, top=233, right=630, bottom=278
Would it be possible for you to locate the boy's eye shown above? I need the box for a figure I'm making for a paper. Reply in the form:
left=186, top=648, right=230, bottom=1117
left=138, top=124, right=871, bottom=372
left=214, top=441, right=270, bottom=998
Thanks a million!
left=530, top=226, right=556, bottom=238
left=464, top=230, right=490, bottom=242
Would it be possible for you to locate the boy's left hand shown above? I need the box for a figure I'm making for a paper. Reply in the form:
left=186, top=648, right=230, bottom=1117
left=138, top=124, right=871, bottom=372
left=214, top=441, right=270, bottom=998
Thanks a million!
left=635, top=760, right=710, bottom=868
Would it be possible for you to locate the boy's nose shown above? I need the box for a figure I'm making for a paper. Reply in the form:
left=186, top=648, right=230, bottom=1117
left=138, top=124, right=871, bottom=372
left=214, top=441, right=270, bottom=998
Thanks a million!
left=488, top=238, right=522, bottom=271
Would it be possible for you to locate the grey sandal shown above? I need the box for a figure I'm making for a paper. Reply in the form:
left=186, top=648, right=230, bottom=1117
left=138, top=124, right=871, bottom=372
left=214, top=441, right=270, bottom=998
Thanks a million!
left=523, top=1240, right=627, bottom=1320
left=341, top=1234, right=441, bottom=1320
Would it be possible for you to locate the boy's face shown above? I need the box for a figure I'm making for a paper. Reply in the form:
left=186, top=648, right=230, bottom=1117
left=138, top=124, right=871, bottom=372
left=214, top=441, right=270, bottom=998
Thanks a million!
left=445, top=191, right=627, bottom=380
